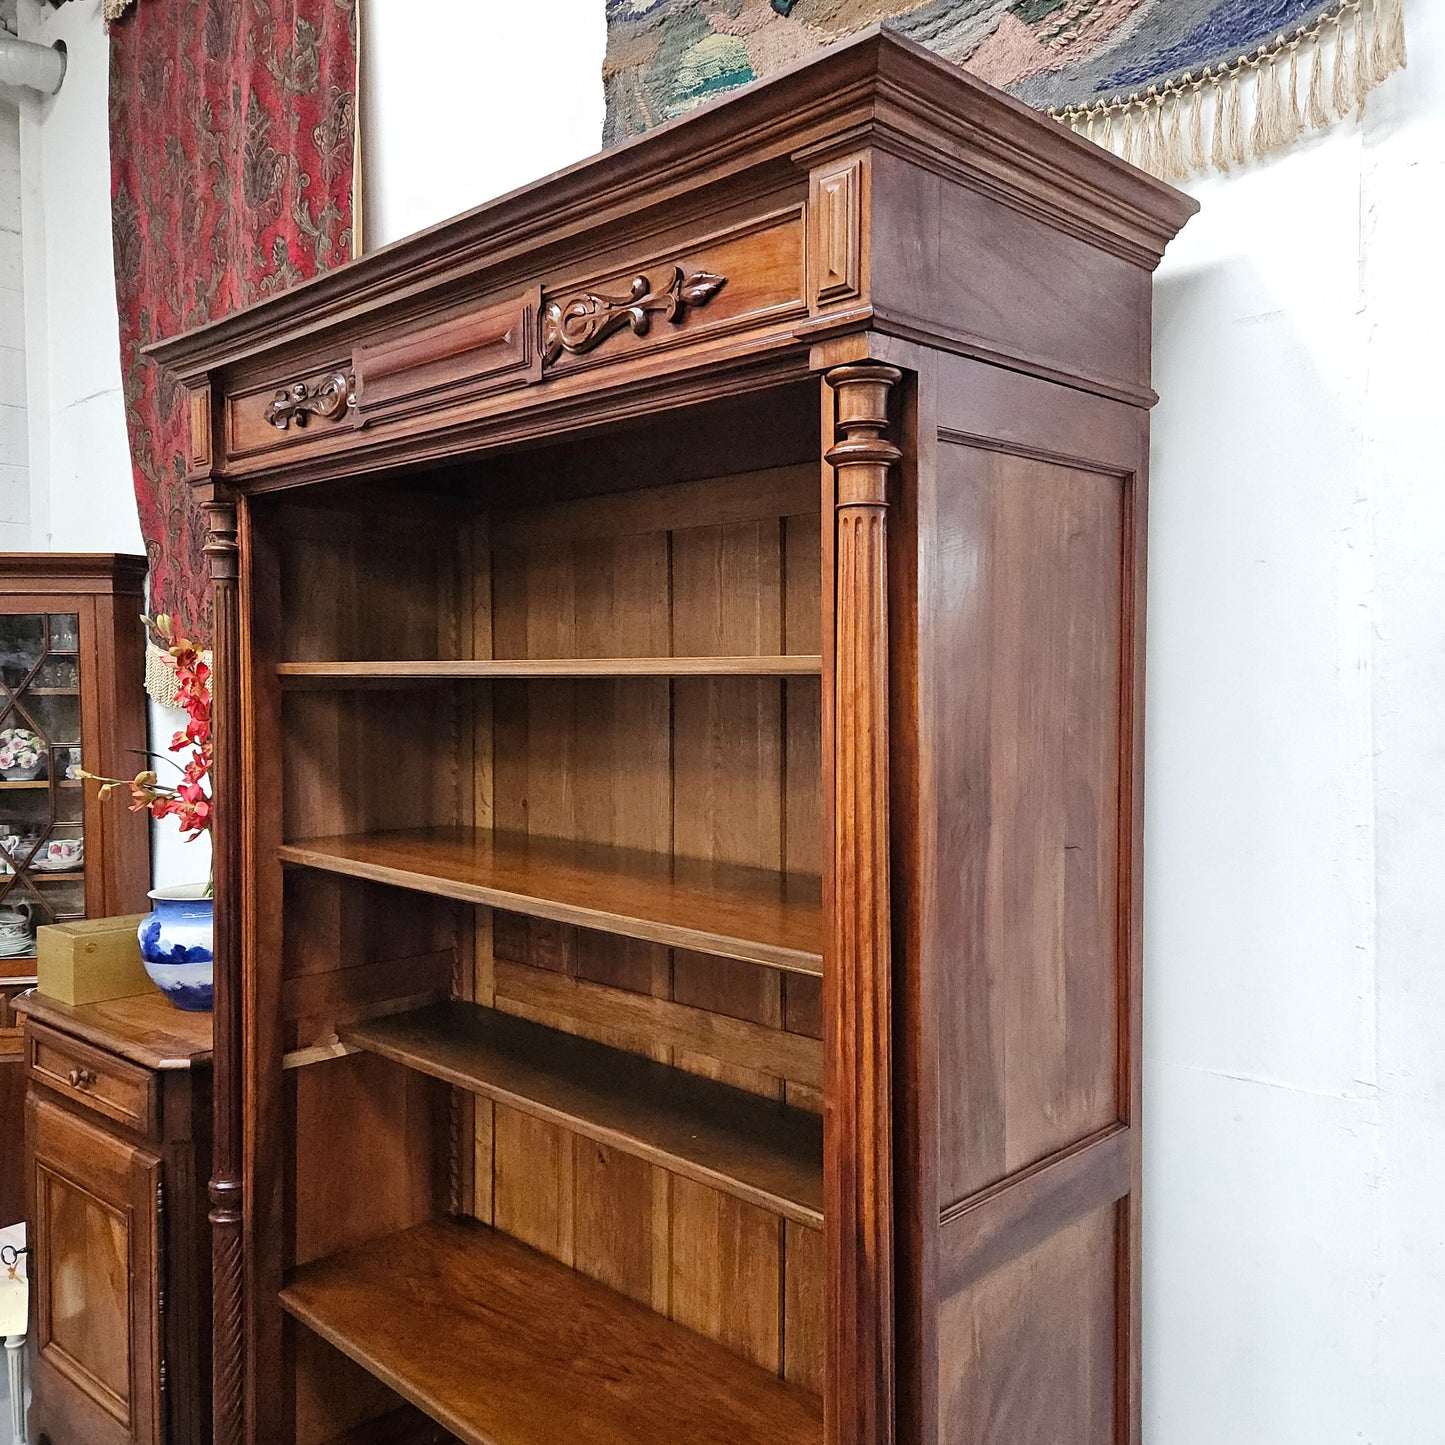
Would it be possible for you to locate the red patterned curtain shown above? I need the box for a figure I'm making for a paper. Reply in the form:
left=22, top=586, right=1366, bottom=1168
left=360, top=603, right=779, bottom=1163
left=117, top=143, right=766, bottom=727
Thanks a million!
left=109, top=0, right=357, bottom=656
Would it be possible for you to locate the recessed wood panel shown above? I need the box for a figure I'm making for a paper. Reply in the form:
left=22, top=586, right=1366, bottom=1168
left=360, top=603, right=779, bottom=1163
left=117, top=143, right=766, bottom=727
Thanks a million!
left=292, top=1324, right=407, bottom=1445
left=491, top=950, right=823, bottom=1096
left=937, top=1205, right=1120, bottom=1445
left=40, top=1167, right=133, bottom=1408
left=492, top=1106, right=575, bottom=1263
left=28, top=1094, right=160, bottom=1442
left=572, top=1140, right=658, bottom=1306
left=933, top=444, right=1127, bottom=1209
left=491, top=678, right=673, bottom=853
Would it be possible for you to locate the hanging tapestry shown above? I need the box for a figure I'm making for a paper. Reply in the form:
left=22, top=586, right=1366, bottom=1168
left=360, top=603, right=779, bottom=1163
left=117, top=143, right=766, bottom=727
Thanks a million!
left=109, top=0, right=357, bottom=695
left=604, top=0, right=1407, bottom=178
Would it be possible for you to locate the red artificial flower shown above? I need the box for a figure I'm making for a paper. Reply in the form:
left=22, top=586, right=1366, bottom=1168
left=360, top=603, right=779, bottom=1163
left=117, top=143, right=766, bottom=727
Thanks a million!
left=79, top=614, right=214, bottom=846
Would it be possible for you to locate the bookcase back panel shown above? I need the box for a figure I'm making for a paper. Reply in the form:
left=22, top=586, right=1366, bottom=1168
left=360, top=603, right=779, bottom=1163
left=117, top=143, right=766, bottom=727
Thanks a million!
left=291, top=1327, right=410, bottom=1445
left=277, top=498, right=466, bottom=664
left=283, top=687, right=466, bottom=840
left=475, top=1101, right=824, bottom=1389
left=485, top=916, right=823, bottom=1103
left=290, top=1050, right=448, bottom=1271
left=282, top=873, right=456, bottom=1053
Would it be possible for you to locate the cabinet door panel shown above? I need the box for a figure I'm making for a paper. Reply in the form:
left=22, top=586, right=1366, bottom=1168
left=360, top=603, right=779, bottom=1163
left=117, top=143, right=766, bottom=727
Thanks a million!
left=28, top=1092, right=162, bottom=1445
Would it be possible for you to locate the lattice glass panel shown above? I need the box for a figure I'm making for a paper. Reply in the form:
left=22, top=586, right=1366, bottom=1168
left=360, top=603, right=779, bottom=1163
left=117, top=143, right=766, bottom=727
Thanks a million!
left=0, top=612, right=86, bottom=959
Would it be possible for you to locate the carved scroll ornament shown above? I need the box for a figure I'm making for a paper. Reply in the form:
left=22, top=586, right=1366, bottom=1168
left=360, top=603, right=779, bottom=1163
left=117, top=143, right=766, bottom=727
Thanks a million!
left=265, top=371, right=355, bottom=430
left=541, top=266, right=727, bottom=366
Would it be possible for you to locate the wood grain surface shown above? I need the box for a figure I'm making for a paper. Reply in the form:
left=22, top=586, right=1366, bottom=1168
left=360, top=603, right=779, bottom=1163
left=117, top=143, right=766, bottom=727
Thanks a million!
left=281, top=1218, right=823, bottom=1445
left=279, top=828, right=822, bottom=975
left=342, top=999, right=823, bottom=1227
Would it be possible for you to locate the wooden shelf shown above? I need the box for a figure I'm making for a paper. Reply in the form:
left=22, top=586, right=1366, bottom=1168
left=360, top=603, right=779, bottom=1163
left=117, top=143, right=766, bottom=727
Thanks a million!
left=344, top=1000, right=823, bottom=1228
left=0, top=780, right=79, bottom=790
left=279, top=828, right=823, bottom=976
left=277, top=655, right=823, bottom=687
left=281, top=1218, right=823, bottom=1445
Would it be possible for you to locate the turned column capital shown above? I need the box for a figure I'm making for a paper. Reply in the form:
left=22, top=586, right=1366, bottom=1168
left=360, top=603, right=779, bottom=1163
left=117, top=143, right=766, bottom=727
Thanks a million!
left=201, top=494, right=240, bottom=585
left=826, top=364, right=902, bottom=509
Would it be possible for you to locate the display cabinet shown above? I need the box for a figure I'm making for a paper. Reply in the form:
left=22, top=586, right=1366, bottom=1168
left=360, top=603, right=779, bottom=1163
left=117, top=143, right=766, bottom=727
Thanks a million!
left=0, top=555, right=150, bottom=1228
left=152, top=30, right=1195, bottom=1445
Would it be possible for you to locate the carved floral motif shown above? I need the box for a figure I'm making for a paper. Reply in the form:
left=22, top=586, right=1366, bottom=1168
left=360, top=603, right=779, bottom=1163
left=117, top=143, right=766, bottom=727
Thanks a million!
left=541, top=266, right=727, bottom=365
left=265, top=371, right=355, bottom=430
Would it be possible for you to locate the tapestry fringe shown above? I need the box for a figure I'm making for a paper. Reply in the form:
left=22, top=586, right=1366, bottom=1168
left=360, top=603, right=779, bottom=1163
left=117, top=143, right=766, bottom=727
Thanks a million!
left=146, top=639, right=212, bottom=710
left=1052, top=0, right=1407, bottom=182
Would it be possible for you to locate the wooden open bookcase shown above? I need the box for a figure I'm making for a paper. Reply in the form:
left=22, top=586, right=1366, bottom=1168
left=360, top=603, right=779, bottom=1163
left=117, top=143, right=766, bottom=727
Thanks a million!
left=151, top=29, right=1194, bottom=1445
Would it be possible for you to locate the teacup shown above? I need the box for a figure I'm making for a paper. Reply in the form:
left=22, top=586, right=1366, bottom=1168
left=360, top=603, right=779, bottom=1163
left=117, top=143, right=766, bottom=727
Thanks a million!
left=43, top=838, right=83, bottom=868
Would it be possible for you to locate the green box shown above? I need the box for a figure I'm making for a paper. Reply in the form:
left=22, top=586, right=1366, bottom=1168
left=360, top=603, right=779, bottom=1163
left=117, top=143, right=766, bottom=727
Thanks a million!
left=37, top=915, right=152, bottom=1007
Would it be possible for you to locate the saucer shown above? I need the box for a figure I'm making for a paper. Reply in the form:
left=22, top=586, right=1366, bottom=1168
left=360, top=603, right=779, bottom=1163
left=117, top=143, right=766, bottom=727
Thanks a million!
left=32, top=855, right=82, bottom=873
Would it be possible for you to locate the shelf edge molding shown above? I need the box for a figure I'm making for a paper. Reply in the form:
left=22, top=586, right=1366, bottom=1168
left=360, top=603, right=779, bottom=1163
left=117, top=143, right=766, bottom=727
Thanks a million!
left=278, top=826, right=823, bottom=976
left=277, top=654, right=824, bottom=685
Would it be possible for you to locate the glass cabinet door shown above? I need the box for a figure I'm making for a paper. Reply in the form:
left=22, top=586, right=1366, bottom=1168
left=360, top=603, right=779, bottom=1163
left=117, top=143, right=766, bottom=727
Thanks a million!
left=0, top=611, right=86, bottom=964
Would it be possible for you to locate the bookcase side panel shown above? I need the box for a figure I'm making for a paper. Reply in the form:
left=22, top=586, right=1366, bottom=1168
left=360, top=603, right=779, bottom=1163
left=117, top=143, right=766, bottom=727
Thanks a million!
left=912, top=351, right=1151, bottom=1445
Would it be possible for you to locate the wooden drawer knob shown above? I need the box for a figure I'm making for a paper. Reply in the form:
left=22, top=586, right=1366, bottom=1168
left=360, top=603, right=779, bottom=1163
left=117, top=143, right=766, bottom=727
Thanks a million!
left=66, top=1067, right=96, bottom=1090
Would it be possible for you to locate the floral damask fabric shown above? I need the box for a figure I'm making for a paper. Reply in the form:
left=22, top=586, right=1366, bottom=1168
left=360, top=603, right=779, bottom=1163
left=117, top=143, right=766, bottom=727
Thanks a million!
left=110, top=0, right=357, bottom=649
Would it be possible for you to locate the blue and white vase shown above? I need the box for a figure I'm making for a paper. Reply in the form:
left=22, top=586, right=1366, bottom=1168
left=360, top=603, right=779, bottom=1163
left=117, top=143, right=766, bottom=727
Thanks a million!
left=138, top=886, right=214, bottom=1012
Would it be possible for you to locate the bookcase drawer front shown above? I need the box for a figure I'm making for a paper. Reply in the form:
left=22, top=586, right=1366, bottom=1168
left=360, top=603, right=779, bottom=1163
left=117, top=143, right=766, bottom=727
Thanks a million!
left=352, top=286, right=543, bottom=425
left=225, top=363, right=358, bottom=464
left=538, top=205, right=808, bottom=379
left=211, top=207, right=811, bottom=480
left=27, top=1022, right=158, bottom=1135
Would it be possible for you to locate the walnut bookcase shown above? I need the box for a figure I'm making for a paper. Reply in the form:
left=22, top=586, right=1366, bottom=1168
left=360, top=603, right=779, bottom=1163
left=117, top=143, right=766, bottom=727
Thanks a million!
left=151, top=29, right=1194, bottom=1445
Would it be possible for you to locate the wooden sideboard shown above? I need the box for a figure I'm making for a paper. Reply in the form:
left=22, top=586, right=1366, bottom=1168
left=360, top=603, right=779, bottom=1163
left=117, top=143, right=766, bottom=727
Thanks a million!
left=150, top=28, right=1195, bottom=1445
left=13, top=990, right=212, bottom=1445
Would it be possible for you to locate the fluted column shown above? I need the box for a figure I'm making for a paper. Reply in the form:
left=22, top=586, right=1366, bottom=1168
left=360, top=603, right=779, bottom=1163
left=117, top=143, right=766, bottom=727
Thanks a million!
left=202, top=491, right=245, bottom=1445
left=825, top=363, right=901, bottom=1445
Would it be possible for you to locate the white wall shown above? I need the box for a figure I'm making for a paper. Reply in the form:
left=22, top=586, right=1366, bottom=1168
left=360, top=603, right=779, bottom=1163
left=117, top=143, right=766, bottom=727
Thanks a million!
left=16, top=0, right=137, bottom=554
left=11, top=1, right=1445, bottom=1437
left=359, top=0, right=606, bottom=247
left=16, top=0, right=196, bottom=889
left=0, top=87, right=27, bottom=548
left=1144, top=7, right=1445, bottom=1439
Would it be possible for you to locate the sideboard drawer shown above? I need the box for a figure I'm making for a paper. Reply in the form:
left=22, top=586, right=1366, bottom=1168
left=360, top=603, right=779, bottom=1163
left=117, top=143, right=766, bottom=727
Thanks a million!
left=27, top=1022, right=158, bottom=1136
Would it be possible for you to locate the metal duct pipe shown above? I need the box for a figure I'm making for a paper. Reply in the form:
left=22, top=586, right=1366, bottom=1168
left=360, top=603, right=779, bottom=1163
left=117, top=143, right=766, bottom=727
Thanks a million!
left=0, top=36, right=66, bottom=95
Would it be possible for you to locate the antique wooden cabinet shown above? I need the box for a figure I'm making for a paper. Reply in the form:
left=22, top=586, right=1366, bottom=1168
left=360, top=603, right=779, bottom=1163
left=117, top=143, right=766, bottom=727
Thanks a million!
left=151, top=30, right=1194, bottom=1445
left=13, top=989, right=212, bottom=1445
left=0, top=555, right=151, bottom=1230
